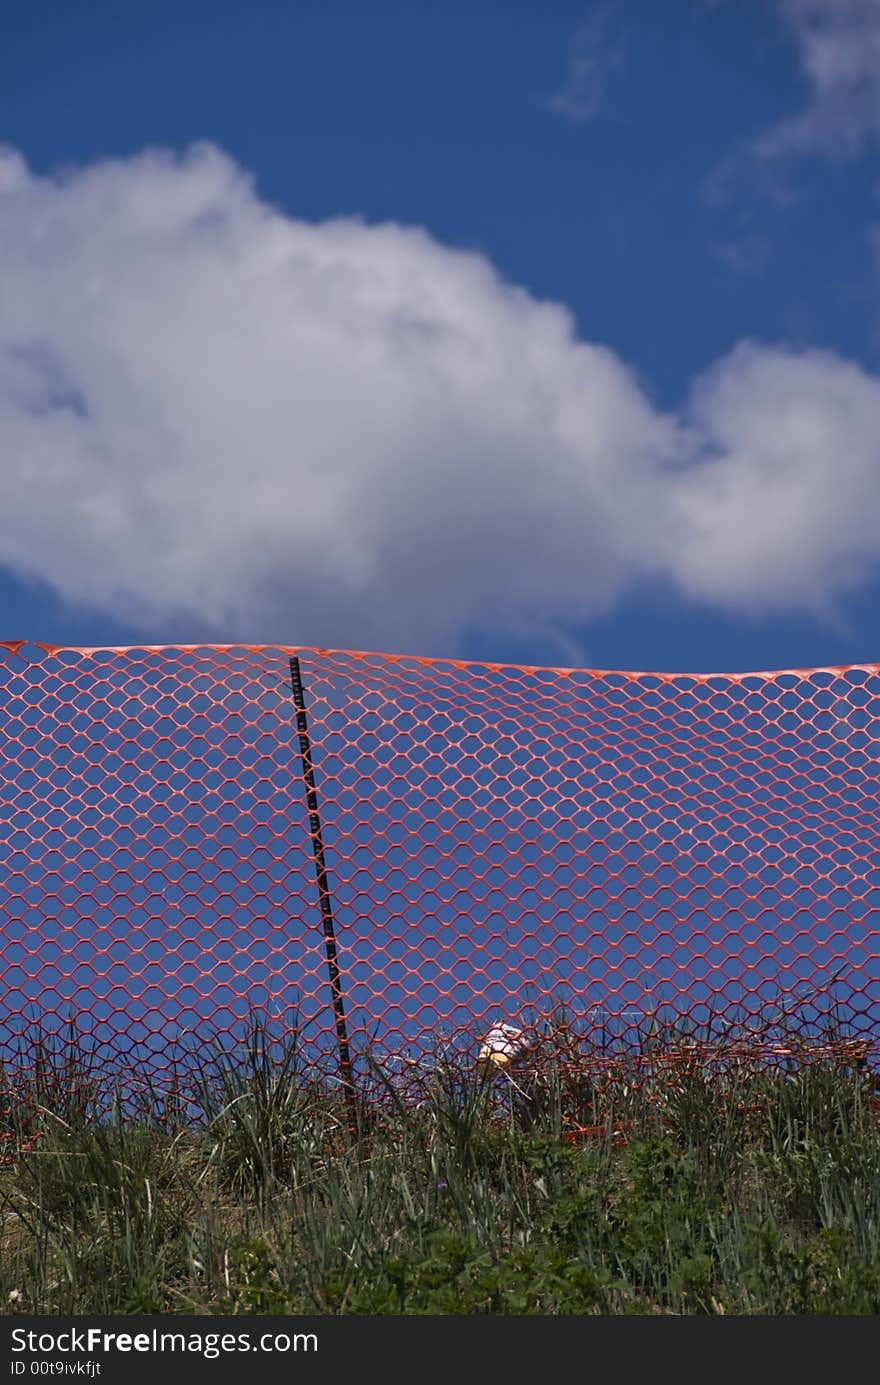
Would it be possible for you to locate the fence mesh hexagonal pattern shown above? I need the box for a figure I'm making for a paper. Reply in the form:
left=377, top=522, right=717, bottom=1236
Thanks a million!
left=1, top=639, right=879, bottom=1086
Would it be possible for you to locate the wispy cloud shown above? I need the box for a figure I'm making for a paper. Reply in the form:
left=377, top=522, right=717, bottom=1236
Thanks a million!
left=542, top=6, right=627, bottom=125
left=756, top=0, right=880, bottom=159
left=703, top=1, right=880, bottom=251
left=748, top=0, right=880, bottom=160
left=712, top=233, right=771, bottom=275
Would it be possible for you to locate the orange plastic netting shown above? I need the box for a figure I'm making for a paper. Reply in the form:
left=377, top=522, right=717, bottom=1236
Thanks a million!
left=1, top=640, right=879, bottom=1082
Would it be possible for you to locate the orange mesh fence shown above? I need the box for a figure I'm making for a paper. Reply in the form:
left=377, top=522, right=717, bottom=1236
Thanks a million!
left=1, top=639, right=879, bottom=1091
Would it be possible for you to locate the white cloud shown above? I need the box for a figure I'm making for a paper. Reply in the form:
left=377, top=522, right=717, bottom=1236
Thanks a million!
left=2, top=142, right=880, bottom=658
left=541, top=7, right=627, bottom=125
left=758, top=0, right=880, bottom=158
left=670, top=343, right=880, bottom=617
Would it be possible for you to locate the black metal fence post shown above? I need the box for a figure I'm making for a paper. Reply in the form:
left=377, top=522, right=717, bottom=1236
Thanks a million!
left=289, top=655, right=357, bottom=1133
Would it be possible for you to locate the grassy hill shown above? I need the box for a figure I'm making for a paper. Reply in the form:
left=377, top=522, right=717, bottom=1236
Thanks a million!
left=2, top=1024, right=880, bottom=1315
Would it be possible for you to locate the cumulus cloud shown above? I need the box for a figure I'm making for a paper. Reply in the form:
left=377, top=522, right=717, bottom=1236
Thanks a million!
left=758, top=0, right=880, bottom=159
left=671, top=343, right=880, bottom=616
left=1, top=142, right=880, bottom=657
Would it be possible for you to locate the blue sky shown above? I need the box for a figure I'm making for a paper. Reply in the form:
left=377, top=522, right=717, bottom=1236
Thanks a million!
left=3, top=0, right=880, bottom=672
left=5, top=3, right=880, bottom=1070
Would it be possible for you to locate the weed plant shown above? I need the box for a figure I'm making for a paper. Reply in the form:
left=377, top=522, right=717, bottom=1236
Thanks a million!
left=2, top=1019, right=879, bottom=1315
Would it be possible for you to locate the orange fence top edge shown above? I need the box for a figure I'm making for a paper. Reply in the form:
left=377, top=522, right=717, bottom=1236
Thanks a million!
left=2, top=637, right=880, bottom=683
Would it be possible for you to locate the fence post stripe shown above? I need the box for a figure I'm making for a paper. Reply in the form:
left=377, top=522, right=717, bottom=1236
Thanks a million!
left=288, top=655, right=357, bottom=1128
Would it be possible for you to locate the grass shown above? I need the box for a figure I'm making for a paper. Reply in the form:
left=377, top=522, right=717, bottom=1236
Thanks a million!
left=1, top=1019, right=880, bottom=1315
